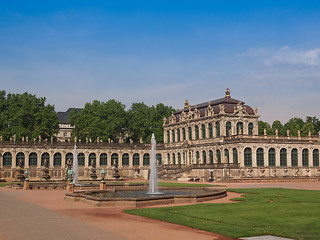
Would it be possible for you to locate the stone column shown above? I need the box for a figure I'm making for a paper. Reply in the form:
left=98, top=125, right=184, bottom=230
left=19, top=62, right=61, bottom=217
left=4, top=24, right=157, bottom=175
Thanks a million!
left=252, top=148, right=257, bottom=167
left=12, top=151, right=17, bottom=168
left=298, top=148, right=303, bottom=167
left=84, top=151, right=89, bottom=167
left=287, top=148, right=292, bottom=167
left=213, top=122, right=217, bottom=138
left=275, top=148, right=281, bottom=167
left=308, top=148, right=313, bottom=167
left=128, top=152, right=133, bottom=167
left=263, top=148, right=268, bottom=167
left=118, top=152, right=123, bottom=167
left=24, top=152, right=29, bottom=168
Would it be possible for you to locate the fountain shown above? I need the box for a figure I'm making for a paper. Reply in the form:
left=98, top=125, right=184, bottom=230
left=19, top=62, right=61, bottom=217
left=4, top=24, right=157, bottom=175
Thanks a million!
left=65, top=134, right=227, bottom=207
left=148, top=134, right=161, bottom=194
left=72, top=144, right=79, bottom=185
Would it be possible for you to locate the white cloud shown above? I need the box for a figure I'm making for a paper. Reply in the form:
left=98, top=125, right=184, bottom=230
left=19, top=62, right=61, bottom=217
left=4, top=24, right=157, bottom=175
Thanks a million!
left=265, top=46, right=320, bottom=66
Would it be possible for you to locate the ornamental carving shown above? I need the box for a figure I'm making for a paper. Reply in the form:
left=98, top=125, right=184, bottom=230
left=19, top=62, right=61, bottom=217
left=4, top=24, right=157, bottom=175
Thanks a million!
left=233, top=102, right=247, bottom=116
left=206, top=102, right=214, bottom=116
left=169, top=112, right=177, bottom=124
left=219, top=104, right=225, bottom=114
left=194, top=107, right=200, bottom=119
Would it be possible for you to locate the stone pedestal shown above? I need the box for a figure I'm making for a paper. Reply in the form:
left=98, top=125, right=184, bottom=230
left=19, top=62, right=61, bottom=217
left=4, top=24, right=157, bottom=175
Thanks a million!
left=68, top=183, right=74, bottom=193
left=100, top=182, right=106, bottom=190
left=66, top=180, right=70, bottom=191
left=23, top=180, right=29, bottom=190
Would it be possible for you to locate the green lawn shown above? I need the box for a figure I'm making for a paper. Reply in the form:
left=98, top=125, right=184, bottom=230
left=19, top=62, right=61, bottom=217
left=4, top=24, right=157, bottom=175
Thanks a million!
left=0, top=183, right=7, bottom=187
left=125, top=188, right=320, bottom=240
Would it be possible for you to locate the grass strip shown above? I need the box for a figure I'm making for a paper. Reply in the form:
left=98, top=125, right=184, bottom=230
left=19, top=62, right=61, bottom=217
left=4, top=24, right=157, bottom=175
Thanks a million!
left=125, top=188, right=320, bottom=240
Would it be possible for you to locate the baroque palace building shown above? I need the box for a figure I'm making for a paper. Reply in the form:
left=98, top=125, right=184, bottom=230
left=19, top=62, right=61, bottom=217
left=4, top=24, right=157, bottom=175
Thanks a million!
left=1, top=89, right=320, bottom=181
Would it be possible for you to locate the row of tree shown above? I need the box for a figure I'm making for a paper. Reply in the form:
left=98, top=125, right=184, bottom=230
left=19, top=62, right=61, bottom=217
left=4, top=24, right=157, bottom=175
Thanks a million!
left=258, top=117, right=320, bottom=136
left=1, top=91, right=319, bottom=142
left=69, top=100, right=175, bottom=143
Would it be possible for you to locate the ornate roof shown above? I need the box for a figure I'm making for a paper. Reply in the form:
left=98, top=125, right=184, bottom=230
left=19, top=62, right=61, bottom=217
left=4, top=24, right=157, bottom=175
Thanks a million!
left=164, top=89, right=257, bottom=125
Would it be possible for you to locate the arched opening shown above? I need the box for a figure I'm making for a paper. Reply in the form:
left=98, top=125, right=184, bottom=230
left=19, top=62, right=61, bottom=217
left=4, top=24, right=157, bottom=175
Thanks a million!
left=202, top=150, right=207, bottom=164
left=195, top=125, right=199, bottom=140
left=122, top=153, right=129, bottom=166
left=196, top=151, right=200, bottom=164
left=100, top=153, right=108, bottom=166
left=41, top=153, right=49, bottom=166
left=172, top=130, right=175, bottom=143
left=216, top=149, right=221, bottom=164
left=268, top=148, right=275, bottom=167
left=280, top=148, right=287, bottom=167
left=172, top=153, right=176, bottom=165
left=54, top=153, right=62, bottom=166
left=233, top=148, right=238, bottom=164
left=156, top=154, right=162, bottom=165
left=133, top=153, right=140, bottom=166
left=224, top=149, right=229, bottom=163
left=291, top=149, right=298, bottom=167
left=89, top=153, right=96, bottom=166
left=313, top=149, right=319, bottom=167
left=248, top=123, right=254, bottom=135
left=29, top=153, right=37, bottom=167
left=78, top=153, right=85, bottom=166
left=177, top=129, right=181, bottom=142
left=16, top=152, right=25, bottom=167
left=226, top=121, right=231, bottom=137
left=237, top=122, right=243, bottom=135
left=111, top=153, right=118, bottom=166
left=201, top=124, right=206, bottom=139
left=209, top=123, right=213, bottom=138
left=209, top=150, right=214, bottom=164
left=178, top=153, right=181, bottom=165
left=302, top=149, right=309, bottom=167
left=216, top=122, right=220, bottom=137
left=3, top=152, right=12, bottom=166
left=244, top=148, right=252, bottom=167
left=143, top=153, right=150, bottom=166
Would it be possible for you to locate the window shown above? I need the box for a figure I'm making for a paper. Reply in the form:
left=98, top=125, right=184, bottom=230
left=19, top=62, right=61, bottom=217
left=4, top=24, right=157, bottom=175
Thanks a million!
left=216, top=150, right=221, bottom=164
left=167, top=130, right=170, bottom=143
left=244, top=148, right=252, bottom=167
left=257, top=148, right=264, bottom=167
left=237, top=122, right=243, bottom=135
left=143, top=153, right=150, bottom=166
left=280, top=149, right=287, bottom=167
left=248, top=123, right=254, bottom=135
left=29, top=153, right=37, bottom=166
left=201, top=124, right=206, bottom=139
left=178, top=153, right=181, bottom=165
left=209, top=150, right=214, bottom=164
left=209, top=123, right=213, bottom=138
left=3, top=152, right=12, bottom=166
left=216, top=122, right=220, bottom=137
left=224, top=149, right=229, bottom=163
left=78, top=153, right=85, bottom=166
left=196, top=151, right=200, bottom=164
left=111, top=153, right=118, bottom=166
left=172, top=153, right=176, bottom=165
left=54, top=153, right=62, bottom=166
left=291, top=149, right=298, bottom=167
left=133, top=153, right=140, bottom=166
left=313, top=149, right=319, bottom=167
left=268, top=148, right=275, bottom=167
left=226, top=122, right=231, bottom=137
left=167, top=153, right=171, bottom=164
left=41, top=153, right=49, bottom=166
left=16, top=152, right=25, bottom=167
left=188, top=127, right=192, bottom=140
left=89, top=153, right=96, bottom=166
left=195, top=125, right=199, bottom=140
left=302, top=149, right=309, bottom=167
left=122, top=153, right=129, bottom=166
left=66, top=153, right=73, bottom=164
left=202, top=151, right=207, bottom=164
left=156, top=154, right=162, bottom=165
left=100, top=153, right=108, bottom=166
left=233, top=148, right=238, bottom=164
left=172, top=130, right=175, bottom=143
left=177, top=129, right=181, bottom=142
left=182, top=128, right=186, bottom=140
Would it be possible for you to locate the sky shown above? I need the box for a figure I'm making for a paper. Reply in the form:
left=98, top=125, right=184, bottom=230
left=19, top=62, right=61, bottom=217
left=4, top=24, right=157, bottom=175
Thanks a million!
left=1, top=1, right=320, bottom=123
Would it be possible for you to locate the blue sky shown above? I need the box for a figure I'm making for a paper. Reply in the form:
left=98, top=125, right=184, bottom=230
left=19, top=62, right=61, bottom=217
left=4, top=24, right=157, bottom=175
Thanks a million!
left=1, top=1, right=320, bottom=123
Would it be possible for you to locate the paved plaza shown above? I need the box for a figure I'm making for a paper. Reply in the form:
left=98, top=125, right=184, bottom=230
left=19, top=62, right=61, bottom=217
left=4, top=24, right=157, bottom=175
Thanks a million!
left=0, top=181, right=319, bottom=240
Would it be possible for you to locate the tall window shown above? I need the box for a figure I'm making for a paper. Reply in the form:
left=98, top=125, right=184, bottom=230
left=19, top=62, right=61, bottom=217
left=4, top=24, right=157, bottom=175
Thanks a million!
left=54, top=153, right=62, bottom=166
left=177, top=129, right=181, bottom=142
left=196, top=151, right=200, bottom=164
left=209, top=150, right=214, bottom=164
left=182, top=128, right=186, bottom=140
left=256, top=148, right=264, bottom=167
left=167, top=153, right=171, bottom=164
left=143, top=153, right=150, bottom=166
left=178, top=153, right=181, bottom=165
left=188, top=127, right=192, bottom=140
left=89, top=153, right=96, bottom=166
left=226, top=121, right=231, bottom=137
left=66, top=153, right=73, bottom=164
left=201, top=124, right=206, bottom=139
left=167, top=130, right=170, bottom=143
left=111, top=153, right=118, bottom=166
left=156, top=154, right=162, bottom=165
left=237, top=122, right=243, bottom=135
left=3, top=152, right=12, bottom=166
left=100, top=153, right=108, bottom=166
left=202, top=151, right=207, bottom=164
left=302, top=149, right=309, bottom=167
left=233, top=148, right=238, bottom=164
left=29, top=153, right=37, bottom=166
left=216, top=122, right=220, bottom=137
left=122, top=153, right=129, bottom=166
left=291, top=149, right=298, bottom=167
left=16, top=152, right=25, bottom=167
left=313, top=149, right=319, bottom=167
left=224, top=149, right=229, bottom=163
left=244, top=148, right=252, bottom=167
left=248, top=123, right=254, bottom=135
left=268, top=148, right=276, bottom=167
left=209, top=123, right=213, bottom=138
left=133, top=153, right=140, bottom=166
left=172, top=153, right=176, bottom=165
left=78, top=153, right=85, bottom=166
left=216, top=150, right=221, bottom=164
left=280, top=149, right=287, bottom=167
left=195, top=125, right=199, bottom=140
left=172, top=130, right=175, bottom=143
left=41, top=153, right=49, bottom=166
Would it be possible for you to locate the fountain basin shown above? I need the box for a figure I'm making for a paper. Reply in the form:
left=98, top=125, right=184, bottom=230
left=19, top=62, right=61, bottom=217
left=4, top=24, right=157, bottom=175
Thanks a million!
left=65, top=187, right=227, bottom=207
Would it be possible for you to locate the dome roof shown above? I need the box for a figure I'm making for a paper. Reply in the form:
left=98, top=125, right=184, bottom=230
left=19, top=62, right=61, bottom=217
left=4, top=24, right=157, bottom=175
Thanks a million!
left=165, top=89, right=256, bottom=124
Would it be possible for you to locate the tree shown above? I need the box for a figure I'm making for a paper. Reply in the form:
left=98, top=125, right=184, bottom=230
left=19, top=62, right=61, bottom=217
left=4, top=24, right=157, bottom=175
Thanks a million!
left=0, top=91, right=59, bottom=140
left=284, top=118, right=304, bottom=136
left=306, top=116, right=320, bottom=133
left=301, top=122, right=316, bottom=136
left=70, top=99, right=127, bottom=142
left=272, top=120, right=285, bottom=136
left=258, top=121, right=273, bottom=135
